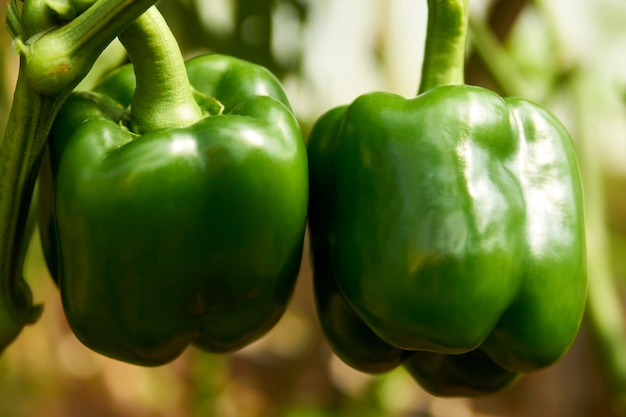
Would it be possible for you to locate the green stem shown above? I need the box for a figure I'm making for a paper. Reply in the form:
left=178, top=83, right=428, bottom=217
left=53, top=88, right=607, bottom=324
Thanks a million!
left=418, top=0, right=469, bottom=94
left=19, top=0, right=160, bottom=96
left=21, top=0, right=58, bottom=39
left=118, top=7, right=204, bottom=133
left=0, top=74, right=62, bottom=351
left=6, top=1, right=23, bottom=39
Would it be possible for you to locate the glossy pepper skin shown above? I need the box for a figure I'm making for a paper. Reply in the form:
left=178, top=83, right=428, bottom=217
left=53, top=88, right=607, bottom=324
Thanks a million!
left=38, top=54, right=308, bottom=366
left=308, top=84, right=586, bottom=396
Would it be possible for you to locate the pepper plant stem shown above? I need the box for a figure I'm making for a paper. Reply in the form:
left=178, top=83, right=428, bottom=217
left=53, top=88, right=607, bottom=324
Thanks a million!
left=118, top=7, right=204, bottom=132
left=418, top=0, right=469, bottom=94
left=20, top=0, right=160, bottom=96
left=0, top=75, right=61, bottom=350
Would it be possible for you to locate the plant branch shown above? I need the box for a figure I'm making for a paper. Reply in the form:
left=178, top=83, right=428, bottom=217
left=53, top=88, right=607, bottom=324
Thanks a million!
left=19, top=0, right=159, bottom=96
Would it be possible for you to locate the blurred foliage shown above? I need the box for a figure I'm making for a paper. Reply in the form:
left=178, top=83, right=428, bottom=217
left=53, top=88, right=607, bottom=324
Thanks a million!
left=1, top=0, right=626, bottom=416
left=157, top=0, right=307, bottom=78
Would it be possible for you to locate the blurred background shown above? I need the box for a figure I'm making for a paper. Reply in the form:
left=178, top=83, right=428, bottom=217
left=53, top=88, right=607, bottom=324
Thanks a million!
left=1, top=0, right=626, bottom=416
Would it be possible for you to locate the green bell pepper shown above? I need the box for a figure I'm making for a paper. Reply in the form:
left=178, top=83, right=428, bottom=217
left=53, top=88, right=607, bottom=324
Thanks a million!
left=0, top=0, right=162, bottom=354
left=38, top=8, right=308, bottom=366
left=308, top=0, right=586, bottom=396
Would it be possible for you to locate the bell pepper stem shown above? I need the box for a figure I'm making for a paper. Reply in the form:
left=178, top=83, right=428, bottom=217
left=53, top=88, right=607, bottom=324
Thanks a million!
left=0, top=0, right=159, bottom=352
left=117, top=7, right=204, bottom=133
left=418, top=0, right=469, bottom=94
